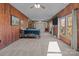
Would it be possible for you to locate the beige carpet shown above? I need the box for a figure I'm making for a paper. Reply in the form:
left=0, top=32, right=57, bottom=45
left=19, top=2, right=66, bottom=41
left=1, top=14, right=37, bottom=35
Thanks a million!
left=0, top=33, right=79, bottom=56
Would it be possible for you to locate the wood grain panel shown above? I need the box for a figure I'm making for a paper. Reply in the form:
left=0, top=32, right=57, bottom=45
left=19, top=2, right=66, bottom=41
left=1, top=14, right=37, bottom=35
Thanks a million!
left=0, top=3, right=28, bottom=48
left=57, top=4, right=79, bottom=47
left=59, top=35, right=71, bottom=45
left=57, top=3, right=79, bottom=17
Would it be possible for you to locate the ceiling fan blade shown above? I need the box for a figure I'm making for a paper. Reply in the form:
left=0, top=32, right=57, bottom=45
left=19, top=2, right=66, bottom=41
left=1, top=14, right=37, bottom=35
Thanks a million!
left=40, top=5, right=45, bottom=9
left=30, top=4, right=45, bottom=9
left=30, top=5, right=34, bottom=9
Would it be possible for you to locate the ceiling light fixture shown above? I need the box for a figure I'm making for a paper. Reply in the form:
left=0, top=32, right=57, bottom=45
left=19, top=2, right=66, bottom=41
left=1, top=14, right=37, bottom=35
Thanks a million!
left=30, top=3, right=45, bottom=9
left=34, top=3, right=40, bottom=8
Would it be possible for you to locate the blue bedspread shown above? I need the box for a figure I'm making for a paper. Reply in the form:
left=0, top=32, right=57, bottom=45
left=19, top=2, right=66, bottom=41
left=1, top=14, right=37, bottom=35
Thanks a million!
left=24, top=29, right=40, bottom=36
left=20, top=28, right=40, bottom=38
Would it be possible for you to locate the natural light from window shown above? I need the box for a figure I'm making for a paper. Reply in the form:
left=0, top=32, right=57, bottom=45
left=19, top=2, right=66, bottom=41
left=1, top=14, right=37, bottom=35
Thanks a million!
left=47, top=41, right=62, bottom=56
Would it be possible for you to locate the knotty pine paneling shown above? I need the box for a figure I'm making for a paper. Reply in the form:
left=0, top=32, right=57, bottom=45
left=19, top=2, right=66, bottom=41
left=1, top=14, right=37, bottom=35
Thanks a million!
left=0, top=3, right=28, bottom=48
left=57, top=3, right=79, bottom=48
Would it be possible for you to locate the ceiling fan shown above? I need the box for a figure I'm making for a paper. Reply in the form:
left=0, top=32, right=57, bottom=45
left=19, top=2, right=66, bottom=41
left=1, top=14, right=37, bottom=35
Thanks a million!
left=30, top=3, right=45, bottom=9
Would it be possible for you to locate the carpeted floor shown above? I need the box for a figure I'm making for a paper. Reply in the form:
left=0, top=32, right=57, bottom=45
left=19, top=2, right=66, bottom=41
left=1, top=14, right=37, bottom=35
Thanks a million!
left=0, top=33, right=79, bottom=56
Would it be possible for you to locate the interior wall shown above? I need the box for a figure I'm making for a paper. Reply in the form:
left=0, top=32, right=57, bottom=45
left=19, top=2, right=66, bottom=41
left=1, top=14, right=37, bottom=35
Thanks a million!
left=57, top=3, right=79, bottom=17
left=48, top=20, right=53, bottom=34
left=20, top=16, right=28, bottom=29
left=34, top=21, right=47, bottom=33
left=57, top=3, right=79, bottom=49
left=49, top=21, right=53, bottom=32
left=28, top=21, right=35, bottom=28
left=57, top=4, right=74, bottom=45
left=0, top=3, right=28, bottom=48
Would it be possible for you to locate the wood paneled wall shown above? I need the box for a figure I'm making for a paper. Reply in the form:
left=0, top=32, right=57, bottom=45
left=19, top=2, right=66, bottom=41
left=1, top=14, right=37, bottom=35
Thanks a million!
left=47, top=20, right=52, bottom=32
left=28, top=21, right=35, bottom=28
left=58, top=3, right=79, bottom=17
left=57, top=3, right=79, bottom=48
left=0, top=3, right=28, bottom=48
left=57, top=4, right=74, bottom=45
